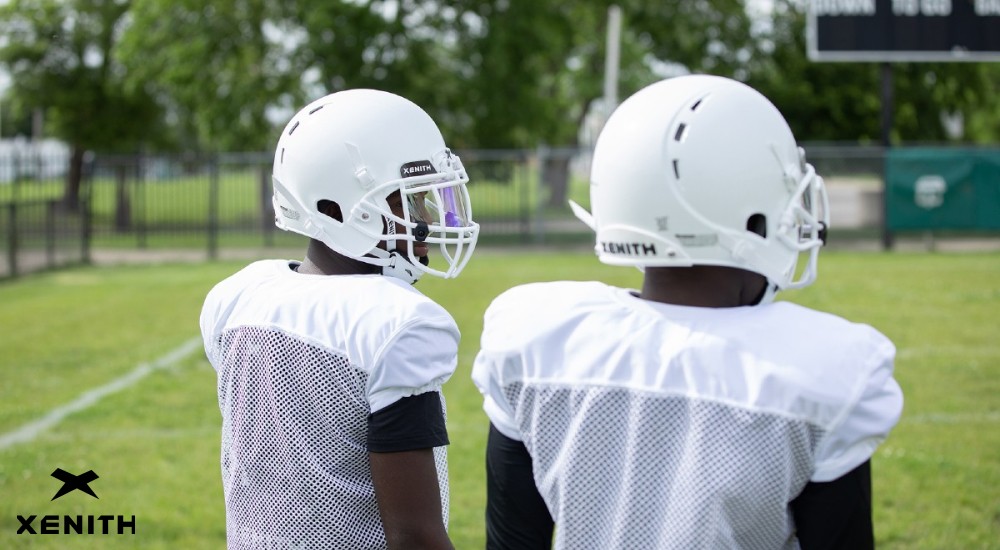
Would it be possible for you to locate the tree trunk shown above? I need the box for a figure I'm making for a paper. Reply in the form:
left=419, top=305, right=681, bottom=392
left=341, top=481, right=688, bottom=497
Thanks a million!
left=543, top=153, right=571, bottom=208
left=114, top=164, right=131, bottom=231
left=62, top=145, right=86, bottom=212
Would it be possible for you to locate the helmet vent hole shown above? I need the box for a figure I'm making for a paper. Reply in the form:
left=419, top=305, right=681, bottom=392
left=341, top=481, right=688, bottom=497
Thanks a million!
left=317, top=200, right=344, bottom=223
left=308, top=105, right=324, bottom=115
left=746, top=213, right=767, bottom=238
left=673, top=123, right=688, bottom=142
left=280, top=148, right=285, bottom=164
left=691, top=96, right=707, bottom=111
left=672, top=159, right=680, bottom=179
left=288, top=121, right=300, bottom=135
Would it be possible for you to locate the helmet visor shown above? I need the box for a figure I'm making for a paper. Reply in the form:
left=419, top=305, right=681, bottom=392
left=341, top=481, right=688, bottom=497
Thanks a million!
left=406, top=184, right=473, bottom=229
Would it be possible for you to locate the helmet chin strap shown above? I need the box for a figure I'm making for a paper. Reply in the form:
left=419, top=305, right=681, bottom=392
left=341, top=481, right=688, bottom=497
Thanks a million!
left=376, top=248, right=424, bottom=285
left=370, top=216, right=425, bottom=285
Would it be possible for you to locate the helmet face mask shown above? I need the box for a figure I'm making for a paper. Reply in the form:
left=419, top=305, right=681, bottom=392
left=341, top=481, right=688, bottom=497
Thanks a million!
left=272, top=89, right=479, bottom=282
left=573, top=75, right=829, bottom=301
left=776, top=159, right=829, bottom=290
left=350, top=149, right=478, bottom=279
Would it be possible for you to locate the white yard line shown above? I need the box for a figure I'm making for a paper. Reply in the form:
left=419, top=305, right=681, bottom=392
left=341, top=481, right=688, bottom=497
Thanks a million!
left=903, top=411, right=1000, bottom=424
left=0, top=337, right=203, bottom=451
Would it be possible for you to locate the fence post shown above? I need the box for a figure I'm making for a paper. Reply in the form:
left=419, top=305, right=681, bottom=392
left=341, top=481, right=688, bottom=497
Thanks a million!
left=11, top=149, right=21, bottom=203
left=6, top=202, right=17, bottom=278
left=880, top=148, right=894, bottom=251
left=516, top=151, right=529, bottom=241
left=136, top=158, right=147, bottom=249
left=81, top=152, right=93, bottom=265
left=260, top=165, right=274, bottom=247
left=879, top=64, right=895, bottom=251
left=208, top=156, right=220, bottom=260
left=82, top=189, right=92, bottom=265
left=114, top=164, right=131, bottom=233
left=46, top=199, right=56, bottom=268
left=534, top=146, right=547, bottom=244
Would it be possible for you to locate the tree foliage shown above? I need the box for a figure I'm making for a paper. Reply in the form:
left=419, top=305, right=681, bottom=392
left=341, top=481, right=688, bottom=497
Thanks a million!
left=438, top=0, right=754, bottom=149
left=0, top=0, right=161, bottom=151
left=283, top=1, right=462, bottom=143
left=1, top=0, right=998, bottom=169
left=0, top=0, right=161, bottom=207
left=431, top=1, right=754, bottom=205
left=119, top=0, right=300, bottom=152
left=745, top=0, right=1000, bottom=144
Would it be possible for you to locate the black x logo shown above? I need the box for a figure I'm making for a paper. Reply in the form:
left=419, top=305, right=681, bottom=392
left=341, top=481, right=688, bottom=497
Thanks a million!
left=50, top=468, right=99, bottom=501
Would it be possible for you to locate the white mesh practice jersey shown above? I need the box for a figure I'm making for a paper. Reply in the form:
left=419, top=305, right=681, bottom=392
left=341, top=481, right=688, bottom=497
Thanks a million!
left=200, top=260, right=458, bottom=550
left=472, top=281, right=902, bottom=550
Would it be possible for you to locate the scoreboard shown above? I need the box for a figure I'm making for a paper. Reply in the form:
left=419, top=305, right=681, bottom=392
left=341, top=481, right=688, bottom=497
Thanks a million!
left=807, top=0, right=1000, bottom=61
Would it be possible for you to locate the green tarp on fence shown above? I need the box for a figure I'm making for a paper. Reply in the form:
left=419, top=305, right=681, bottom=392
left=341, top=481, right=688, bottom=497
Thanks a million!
left=886, top=148, right=1000, bottom=231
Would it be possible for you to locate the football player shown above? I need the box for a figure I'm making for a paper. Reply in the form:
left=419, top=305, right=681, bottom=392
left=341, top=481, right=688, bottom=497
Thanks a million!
left=472, top=75, right=903, bottom=549
left=201, top=89, right=478, bottom=549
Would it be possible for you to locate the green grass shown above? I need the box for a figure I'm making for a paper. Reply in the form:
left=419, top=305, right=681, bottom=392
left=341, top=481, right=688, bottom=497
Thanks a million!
left=0, top=250, right=998, bottom=548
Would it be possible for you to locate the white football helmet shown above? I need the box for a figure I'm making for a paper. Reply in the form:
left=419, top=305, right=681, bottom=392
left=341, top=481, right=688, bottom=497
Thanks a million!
left=571, top=75, right=828, bottom=303
left=272, top=89, right=479, bottom=283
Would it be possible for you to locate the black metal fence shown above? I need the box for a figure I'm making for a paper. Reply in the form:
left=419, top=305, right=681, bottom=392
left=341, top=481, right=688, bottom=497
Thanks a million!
left=0, top=198, right=90, bottom=279
left=0, top=143, right=897, bottom=280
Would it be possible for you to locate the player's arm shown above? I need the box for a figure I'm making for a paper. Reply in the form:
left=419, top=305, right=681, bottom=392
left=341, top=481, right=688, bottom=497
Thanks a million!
left=368, top=392, right=454, bottom=550
left=791, top=460, right=873, bottom=550
left=485, top=423, right=554, bottom=550
left=795, top=332, right=901, bottom=550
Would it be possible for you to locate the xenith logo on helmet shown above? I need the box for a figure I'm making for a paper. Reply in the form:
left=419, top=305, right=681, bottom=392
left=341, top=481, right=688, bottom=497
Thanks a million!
left=14, top=468, right=137, bottom=536
left=601, top=241, right=657, bottom=256
left=400, top=160, right=437, bottom=178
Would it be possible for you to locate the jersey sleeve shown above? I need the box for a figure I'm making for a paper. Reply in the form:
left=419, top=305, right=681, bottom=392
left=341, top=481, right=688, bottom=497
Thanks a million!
left=485, top=423, right=555, bottom=549
left=811, top=336, right=902, bottom=482
left=367, top=316, right=459, bottom=414
left=200, top=277, right=236, bottom=367
left=472, top=348, right=522, bottom=442
left=792, top=460, right=874, bottom=549
left=199, top=293, right=218, bottom=364
left=471, top=291, right=528, bottom=442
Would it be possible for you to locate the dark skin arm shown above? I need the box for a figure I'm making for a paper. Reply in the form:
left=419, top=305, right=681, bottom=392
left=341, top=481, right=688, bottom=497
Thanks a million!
left=370, top=448, right=455, bottom=550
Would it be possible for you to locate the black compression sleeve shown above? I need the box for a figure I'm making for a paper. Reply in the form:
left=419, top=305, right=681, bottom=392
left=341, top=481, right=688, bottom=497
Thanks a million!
left=485, top=423, right=554, bottom=550
left=791, top=460, right=874, bottom=550
left=367, top=392, right=449, bottom=453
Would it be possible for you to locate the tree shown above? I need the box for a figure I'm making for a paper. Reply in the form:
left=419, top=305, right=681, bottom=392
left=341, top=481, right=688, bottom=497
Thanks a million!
left=745, top=0, right=1000, bottom=144
left=0, top=0, right=161, bottom=209
left=891, top=63, right=1000, bottom=143
left=120, top=0, right=468, bottom=153
left=119, top=0, right=301, bottom=152
left=443, top=0, right=754, bottom=206
left=284, top=1, right=464, bottom=134
left=963, top=65, right=1000, bottom=143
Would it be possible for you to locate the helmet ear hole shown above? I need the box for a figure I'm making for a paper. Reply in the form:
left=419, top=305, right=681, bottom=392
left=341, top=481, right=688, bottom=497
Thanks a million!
left=317, top=200, right=343, bottom=223
left=746, top=213, right=767, bottom=238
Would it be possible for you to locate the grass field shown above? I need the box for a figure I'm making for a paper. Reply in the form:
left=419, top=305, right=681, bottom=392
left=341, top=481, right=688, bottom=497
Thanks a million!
left=0, top=250, right=998, bottom=549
